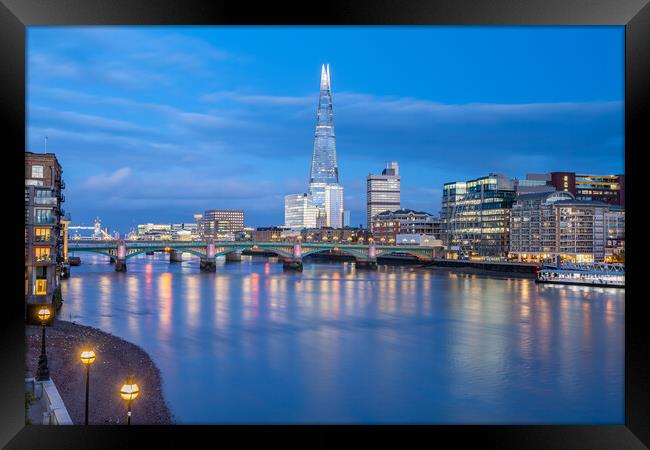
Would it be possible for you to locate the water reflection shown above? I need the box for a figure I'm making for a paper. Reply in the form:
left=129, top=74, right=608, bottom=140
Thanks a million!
left=60, top=253, right=624, bottom=424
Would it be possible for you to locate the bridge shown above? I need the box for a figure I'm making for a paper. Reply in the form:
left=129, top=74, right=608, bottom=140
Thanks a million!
left=67, top=239, right=441, bottom=272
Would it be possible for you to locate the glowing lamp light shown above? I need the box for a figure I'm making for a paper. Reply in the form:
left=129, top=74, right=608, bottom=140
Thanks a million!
left=37, top=307, right=51, bottom=322
left=80, top=349, right=96, bottom=365
left=120, top=377, right=140, bottom=402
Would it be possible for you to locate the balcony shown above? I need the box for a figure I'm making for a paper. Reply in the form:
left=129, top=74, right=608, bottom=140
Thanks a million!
left=33, top=235, right=55, bottom=244
left=34, top=197, right=57, bottom=206
left=33, top=254, right=56, bottom=264
left=34, top=218, right=56, bottom=225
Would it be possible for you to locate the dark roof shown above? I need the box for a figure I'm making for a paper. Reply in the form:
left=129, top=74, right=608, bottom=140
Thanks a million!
left=514, top=191, right=573, bottom=202
left=375, top=208, right=433, bottom=217
left=553, top=199, right=611, bottom=207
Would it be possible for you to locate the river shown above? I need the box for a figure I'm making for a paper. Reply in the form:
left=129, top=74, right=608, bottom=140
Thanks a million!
left=60, top=253, right=624, bottom=424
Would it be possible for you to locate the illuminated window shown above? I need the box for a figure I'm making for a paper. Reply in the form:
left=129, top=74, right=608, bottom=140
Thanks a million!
left=34, top=247, right=51, bottom=261
left=34, top=228, right=51, bottom=242
left=35, top=279, right=47, bottom=295
left=31, top=165, right=44, bottom=178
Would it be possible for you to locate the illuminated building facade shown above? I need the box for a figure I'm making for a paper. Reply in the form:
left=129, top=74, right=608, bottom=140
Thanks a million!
left=284, top=193, right=319, bottom=229
left=605, top=207, right=625, bottom=263
left=371, top=209, right=437, bottom=243
left=25, top=151, right=65, bottom=321
left=443, top=173, right=516, bottom=258
left=367, top=161, right=401, bottom=229
left=510, top=190, right=610, bottom=263
left=199, top=210, right=244, bottom=240
left=526, top=172, right=625, bottom=207
left=324, top=184, right=344, bottom=228
left=441, top=181, right=467, bottom=247
left=306, top=64, right=345, bottom=228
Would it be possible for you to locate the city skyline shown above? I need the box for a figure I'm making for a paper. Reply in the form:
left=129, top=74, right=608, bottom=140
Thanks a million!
left=27, top=26, right=624, bottom=232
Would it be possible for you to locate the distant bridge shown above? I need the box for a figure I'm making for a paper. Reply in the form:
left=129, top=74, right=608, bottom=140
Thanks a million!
left=67, top=240, right=442, bottom=272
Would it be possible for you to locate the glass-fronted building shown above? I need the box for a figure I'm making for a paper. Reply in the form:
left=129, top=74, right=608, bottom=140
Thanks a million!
left=442, top=173, right=516, bottom=258
left=284, top=193, right=319, bottom=229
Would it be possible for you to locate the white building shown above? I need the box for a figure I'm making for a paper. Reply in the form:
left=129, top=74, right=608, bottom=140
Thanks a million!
left=284, top=193, right=319, bottom=229
left=396, top=233, right=442, bottom=247
left=324, top=184, right=344, bottom=228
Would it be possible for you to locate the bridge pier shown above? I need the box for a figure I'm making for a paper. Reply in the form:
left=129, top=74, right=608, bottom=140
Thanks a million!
left=114, top=239, right=127, bottom=272
left=200, top=258, right=216, bottom=272
left=282, top=258, right=303, bottom=271
left=115, top=259, right=127, bottom=272
left=225, top=251, right=242, bottom=262
left=169, top=250, right=183, bottom=263
left=356, top=259, right=378, bottom=270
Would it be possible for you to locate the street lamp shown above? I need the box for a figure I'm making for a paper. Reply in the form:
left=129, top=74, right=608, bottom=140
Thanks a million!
left=120, top=376, right=140, bottom=425
left=80, top=349, right=96, bottom=425
left=35, top=307, right=51, bottom=381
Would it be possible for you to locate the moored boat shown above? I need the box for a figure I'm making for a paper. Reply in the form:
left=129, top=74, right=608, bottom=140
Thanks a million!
left=535, top=262, right=624, bottom=288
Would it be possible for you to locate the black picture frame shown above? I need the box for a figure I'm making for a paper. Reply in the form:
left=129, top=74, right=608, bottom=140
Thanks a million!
left=1, top=1, right=648, bottom=448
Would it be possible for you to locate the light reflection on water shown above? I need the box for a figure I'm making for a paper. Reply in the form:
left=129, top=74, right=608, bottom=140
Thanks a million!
left=61, top=253, right=624, bottom=424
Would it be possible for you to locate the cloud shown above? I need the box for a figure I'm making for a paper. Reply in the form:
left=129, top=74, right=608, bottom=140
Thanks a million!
left=83, top=167, right=132, bottom=190
left=201, top=91, right=314, bottom=107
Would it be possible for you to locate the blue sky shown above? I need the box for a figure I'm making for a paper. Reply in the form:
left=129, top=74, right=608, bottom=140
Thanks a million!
left=27, top=26, right=624, bottom=233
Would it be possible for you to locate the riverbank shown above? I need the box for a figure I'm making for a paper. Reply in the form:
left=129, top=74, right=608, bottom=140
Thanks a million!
left=25, top=320, right=173, bottom=424
left=424, top=264, right=537, bottom=279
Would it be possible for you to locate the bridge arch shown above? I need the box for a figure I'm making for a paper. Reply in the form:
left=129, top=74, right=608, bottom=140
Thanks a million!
left=69, top=248, right=115, bottom=259
left=125, top=247, right=208, bottom=259
left=213, top=246, right=249, bottom=258
left=375, top=248, right=432, bottom=260
left=252, top=244, right=294, bottom=259
left=301, top=246, right=368, bottom=260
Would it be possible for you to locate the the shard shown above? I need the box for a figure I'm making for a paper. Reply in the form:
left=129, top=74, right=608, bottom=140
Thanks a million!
left=285, top=64, right=346, bottom=229
left=309, top=65, right=339, bottom=203
left=308, top=64, right=344, bottom=228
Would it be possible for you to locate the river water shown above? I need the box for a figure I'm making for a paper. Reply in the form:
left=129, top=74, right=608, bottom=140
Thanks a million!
left=60, top=253, right=624, bottom=424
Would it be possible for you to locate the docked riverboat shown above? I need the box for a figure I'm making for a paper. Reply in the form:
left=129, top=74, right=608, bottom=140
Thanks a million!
left=535, top=262, right=624, bottom=288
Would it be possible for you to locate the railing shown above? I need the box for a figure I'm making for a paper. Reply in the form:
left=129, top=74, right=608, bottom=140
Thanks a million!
left=33, top=235, right=55, bottom=244
left=34, top=197, right=57, bottom=206
left=34, top=254, right=56, bottom=263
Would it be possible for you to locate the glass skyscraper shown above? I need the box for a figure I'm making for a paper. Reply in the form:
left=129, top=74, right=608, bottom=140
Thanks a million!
left=308, top=64, right=344, bottom=219
left=284, top=64, right=345, bottom=229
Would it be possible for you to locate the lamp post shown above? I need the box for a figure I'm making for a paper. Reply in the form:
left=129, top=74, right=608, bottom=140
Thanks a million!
left=120, top=376, right=140, bottom=425
left=80, top=349, right=96, bottom=425
left=35, top=307, right=51, bottom=381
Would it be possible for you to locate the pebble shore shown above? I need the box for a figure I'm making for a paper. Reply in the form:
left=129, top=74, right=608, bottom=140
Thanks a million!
left=26, top=320, right=173, bottom=425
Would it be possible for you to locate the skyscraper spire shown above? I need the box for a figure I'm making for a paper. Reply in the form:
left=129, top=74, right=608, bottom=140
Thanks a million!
left=310, top=64, right=338, bottom=188
left=320, top=64, right=330, bottom=91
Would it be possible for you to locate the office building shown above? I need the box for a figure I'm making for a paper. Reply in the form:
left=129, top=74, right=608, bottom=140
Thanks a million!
left=324, top=184, right=344, bottom=228
left=442, top=173, right=516, bottom=258
left=371, top=209, right=437, bottom=243
left=198, top=209, right=245, bottom=240
left=605, top=207, right=625, bottom=263
left=367, top=161, right=401, bottom=229
left=285, top=193, right=319, bottom=229
left=25, top=152, right=65, bottom=321
left=526, top=172, right=625, bottom=207
left=509, top=190, right=610, bottom=263
left=137, top=223, right=172, bottom=240
left=441, top=180, right=467, bottom=247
